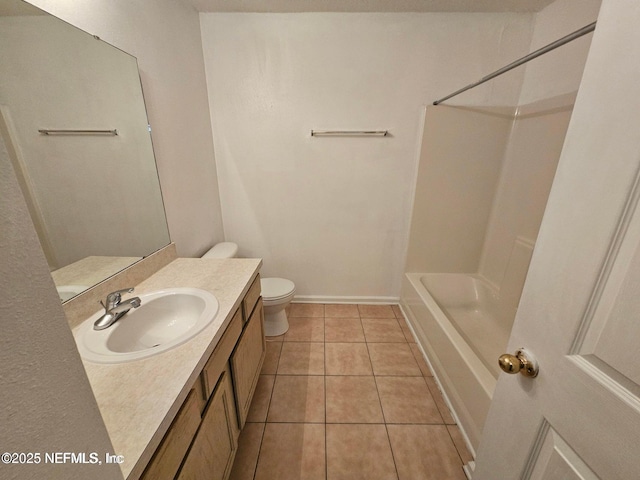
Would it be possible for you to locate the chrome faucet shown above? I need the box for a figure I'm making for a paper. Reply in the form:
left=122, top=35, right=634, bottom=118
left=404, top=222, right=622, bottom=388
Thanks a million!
left=93, top=287, right=141, bottom=330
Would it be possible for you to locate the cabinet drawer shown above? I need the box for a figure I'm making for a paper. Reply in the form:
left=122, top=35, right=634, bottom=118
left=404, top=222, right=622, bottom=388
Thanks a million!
left=141, top=389, right=201, bottom=480
left=202, top=308, right=243, bottom=400
left=242, top=274, right=261, bottom=322
left=231, top=298, right=266, bottom=429
left=177, top=368, right=239, bottom=480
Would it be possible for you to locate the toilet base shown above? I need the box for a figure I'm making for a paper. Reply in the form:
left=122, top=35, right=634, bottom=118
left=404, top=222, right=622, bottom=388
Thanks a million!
left=264, top=308, right=289, bottom=336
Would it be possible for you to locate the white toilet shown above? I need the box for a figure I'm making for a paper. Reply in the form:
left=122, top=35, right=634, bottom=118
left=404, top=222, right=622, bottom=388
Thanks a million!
left=202, top=243, right=296, bottom=336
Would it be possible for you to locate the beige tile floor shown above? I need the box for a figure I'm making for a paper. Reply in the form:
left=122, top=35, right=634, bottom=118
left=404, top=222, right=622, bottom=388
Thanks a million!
left=229, top=304, right=472, bottom=480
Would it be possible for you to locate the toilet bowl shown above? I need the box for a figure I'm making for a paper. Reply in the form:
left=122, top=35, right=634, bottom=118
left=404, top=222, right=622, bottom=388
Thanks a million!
left=201, top=243, right=296, bottom=336
left=260, top=277, right=296, bottom=336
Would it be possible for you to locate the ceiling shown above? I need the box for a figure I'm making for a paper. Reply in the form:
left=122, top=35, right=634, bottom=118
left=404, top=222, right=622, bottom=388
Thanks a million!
left=186, top=0, right=558, bottom=13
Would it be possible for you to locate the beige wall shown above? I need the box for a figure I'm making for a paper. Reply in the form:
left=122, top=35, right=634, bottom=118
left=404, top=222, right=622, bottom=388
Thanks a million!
left=0, top=135, right=121, bottom=479
left=200, top=12, right=533, bottom=300
left=26, top=0, right=225, bottom=258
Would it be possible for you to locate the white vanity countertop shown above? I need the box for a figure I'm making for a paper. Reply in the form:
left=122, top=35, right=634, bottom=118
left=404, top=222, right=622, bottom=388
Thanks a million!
left=73, top=258, right=262, bottom=480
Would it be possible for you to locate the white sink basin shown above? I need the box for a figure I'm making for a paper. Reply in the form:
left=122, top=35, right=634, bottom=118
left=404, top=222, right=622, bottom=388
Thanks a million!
left=75, top=288, right=219, bottom=364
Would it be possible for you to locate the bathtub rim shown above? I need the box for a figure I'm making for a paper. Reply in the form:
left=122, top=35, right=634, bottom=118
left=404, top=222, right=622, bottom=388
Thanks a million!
left=419, top=272, right=510, bottom=378
left=401, top=272, right=499, bottom=460
left=406, top=272, right=497, bottom=397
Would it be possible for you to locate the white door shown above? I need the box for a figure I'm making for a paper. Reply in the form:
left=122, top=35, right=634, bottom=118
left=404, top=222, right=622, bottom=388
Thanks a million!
left=473, top=2, right=640, bottom=479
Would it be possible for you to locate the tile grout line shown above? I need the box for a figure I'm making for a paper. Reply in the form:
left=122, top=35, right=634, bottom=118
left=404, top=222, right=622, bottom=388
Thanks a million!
left=250, top=338, right=284, bottom=480
left=324, top=323, right=328, bottom=480
left=365, top=335, right=396, bottom=476
left=366, top=338, right=402, bottom=480
left=384, top=422, right=402, bottom=480
left=362, top=305, right=407, bottom=478
left=250, top=420, right=451, bottom=425
left=250, top=422, right=267, bottom=480
left=444, top=424, right=470, bottom=468
left=322, top=316, right=329, bottom=480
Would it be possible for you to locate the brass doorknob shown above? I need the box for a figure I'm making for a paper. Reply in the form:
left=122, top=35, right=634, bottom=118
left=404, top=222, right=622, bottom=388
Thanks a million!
left=498, top=348, right=538, bottom=378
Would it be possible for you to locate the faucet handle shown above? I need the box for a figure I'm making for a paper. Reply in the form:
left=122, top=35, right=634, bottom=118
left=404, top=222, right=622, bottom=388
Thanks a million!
left=105, top=287, right=135, bottom=308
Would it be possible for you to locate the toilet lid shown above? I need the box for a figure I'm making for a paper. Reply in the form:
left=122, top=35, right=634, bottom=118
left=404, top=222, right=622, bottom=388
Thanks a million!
left=261, top=277, right=295, bottom=300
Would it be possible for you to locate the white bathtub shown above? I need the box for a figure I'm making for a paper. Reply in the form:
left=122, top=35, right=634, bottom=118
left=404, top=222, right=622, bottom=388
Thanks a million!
left=401, top=272, right=512, bottom=452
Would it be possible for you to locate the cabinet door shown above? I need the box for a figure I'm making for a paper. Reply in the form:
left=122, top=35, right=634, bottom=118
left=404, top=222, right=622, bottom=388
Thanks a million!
left=141, top=388, right=201, bottom=480
left=177, top=368, right=239, bottom=480
left=202, top=308, right=242, bottom=399
left=231, top=298, right=266, bottom=428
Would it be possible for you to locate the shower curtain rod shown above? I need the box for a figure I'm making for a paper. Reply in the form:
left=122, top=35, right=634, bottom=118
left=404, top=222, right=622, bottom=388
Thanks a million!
left=432, top=21, right=596, bottom=106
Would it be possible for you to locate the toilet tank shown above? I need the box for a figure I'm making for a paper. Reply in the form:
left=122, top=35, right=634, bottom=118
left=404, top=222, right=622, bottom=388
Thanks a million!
left=202, top=242, right=238, bottom=259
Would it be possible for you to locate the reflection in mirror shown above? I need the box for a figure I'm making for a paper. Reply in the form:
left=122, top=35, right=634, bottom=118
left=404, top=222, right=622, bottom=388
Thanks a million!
left=0, top=0, right=170, bottom=301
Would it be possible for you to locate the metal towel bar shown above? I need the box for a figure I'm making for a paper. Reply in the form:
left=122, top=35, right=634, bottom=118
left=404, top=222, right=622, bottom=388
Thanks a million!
left=38, top=129, right=118, bottom=136
left=311, top=130, right=387, bottom=137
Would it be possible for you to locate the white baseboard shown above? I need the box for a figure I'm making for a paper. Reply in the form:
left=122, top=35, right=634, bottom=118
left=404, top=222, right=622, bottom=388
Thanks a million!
left=292, top=295, right=400, bottom=305
left=463, top=461, right=475, bottom=479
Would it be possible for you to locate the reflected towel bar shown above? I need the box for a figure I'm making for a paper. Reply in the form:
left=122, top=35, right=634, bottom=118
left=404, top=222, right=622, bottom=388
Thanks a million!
left=311, top=130, right=388, bottom=137
left=38, top=129, right=118, bottom=136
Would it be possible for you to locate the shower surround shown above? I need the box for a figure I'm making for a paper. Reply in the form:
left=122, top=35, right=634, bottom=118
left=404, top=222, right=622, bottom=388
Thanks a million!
left=401, top=93, right=575, bottom=451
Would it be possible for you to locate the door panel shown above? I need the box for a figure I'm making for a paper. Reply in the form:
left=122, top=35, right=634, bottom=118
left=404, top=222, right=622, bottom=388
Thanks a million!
left=528, top=425, right=598, bottom=480
left=584, top=224, right=640, bottom=386
left=473, top=2, right=640, bottom=478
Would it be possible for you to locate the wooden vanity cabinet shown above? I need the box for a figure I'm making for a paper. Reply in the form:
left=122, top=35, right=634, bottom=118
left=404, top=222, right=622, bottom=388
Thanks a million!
left=202, top=308, right=243, bottom=400
left=140, top=388, right=201, bottom=480
left=231, top=296, right=265, bottom=428
left=140, top=273, right=266, bottom=480
left=241, top=274, right=262, bottom=323
left=177, top=367, right=238, bottom=480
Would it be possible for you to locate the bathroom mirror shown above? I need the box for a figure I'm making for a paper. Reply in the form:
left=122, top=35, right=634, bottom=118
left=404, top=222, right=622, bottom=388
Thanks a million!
left=0, top=0, right=170, bottom=301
